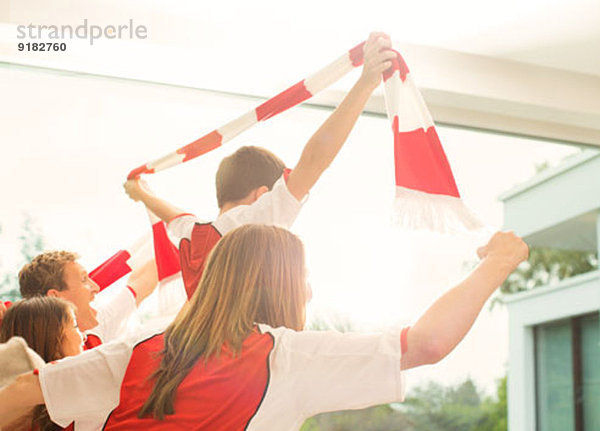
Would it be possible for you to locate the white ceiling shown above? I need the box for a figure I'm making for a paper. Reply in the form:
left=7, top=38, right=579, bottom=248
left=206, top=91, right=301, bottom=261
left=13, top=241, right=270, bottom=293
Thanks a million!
left=3, top=0, right=600, bottom=77
left=440, top=0, right=600, bottom=76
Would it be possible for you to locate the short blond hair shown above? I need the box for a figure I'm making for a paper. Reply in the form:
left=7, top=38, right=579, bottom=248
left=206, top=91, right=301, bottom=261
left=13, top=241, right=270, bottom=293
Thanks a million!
left=19, top=251, right=79, bottom=297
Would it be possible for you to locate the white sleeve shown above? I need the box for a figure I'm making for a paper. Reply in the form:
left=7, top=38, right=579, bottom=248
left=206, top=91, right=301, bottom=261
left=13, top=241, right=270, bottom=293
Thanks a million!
left=88, top=287, right=136, bottom=343
left=265, top=326, right=404, bottom=418
left=39, top=340, right=133, bottom=429
left=0, top=337, right=45, bottom=388
left=214, top=176, right=303, bottom=235
left=167, top=214, right=201, bottom=242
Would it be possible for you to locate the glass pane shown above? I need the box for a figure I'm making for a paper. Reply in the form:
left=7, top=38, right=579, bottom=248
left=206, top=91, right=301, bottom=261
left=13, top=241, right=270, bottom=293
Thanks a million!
left=536, top=320, right=574, bottom=431
left=581, top=313, right=600, bottom=431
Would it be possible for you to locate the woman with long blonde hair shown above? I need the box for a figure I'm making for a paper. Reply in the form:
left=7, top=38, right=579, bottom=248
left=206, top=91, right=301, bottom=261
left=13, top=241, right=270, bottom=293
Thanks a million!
left=0, top=224, right=528, bottom=430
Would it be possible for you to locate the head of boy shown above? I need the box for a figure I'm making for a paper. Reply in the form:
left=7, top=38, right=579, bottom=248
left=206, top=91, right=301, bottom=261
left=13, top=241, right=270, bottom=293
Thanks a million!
left=216, top=146, right=286, bottom=211
left=19, top=251, right=100, bottom=332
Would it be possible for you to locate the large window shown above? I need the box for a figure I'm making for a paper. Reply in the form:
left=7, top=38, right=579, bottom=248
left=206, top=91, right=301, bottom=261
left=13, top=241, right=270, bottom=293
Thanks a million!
left=581, top=314, right=600, bottom=430
left=535, top=312, right=600, bottom=431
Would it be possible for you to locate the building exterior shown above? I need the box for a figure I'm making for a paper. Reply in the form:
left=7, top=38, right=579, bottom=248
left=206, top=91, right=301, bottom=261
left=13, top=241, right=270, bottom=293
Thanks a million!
left=500, top=150, right=600, bottom=431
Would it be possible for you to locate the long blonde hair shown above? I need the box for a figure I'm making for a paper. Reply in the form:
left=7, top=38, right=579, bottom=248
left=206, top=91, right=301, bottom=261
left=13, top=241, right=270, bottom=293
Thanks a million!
left=140, top=224, right=307, bottom=419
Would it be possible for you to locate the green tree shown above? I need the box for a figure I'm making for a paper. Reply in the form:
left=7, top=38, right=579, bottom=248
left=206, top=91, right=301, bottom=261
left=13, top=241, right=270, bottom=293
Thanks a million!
left=401, top=377, right=508, bottom=431
left=19, top=215, right=46, bottom=263
left=401, top=378, right=484, bottom=431
left=0, top=214, right=46, bottom=301
left=497, top=155, right=597, bottom=297
left=473, top=377, right=507, bottom=431
left=301, top=404, right=413, bottom=431
left=300, top=377, right=508, bottom=431
left=500, top=247, right=597, bottom=296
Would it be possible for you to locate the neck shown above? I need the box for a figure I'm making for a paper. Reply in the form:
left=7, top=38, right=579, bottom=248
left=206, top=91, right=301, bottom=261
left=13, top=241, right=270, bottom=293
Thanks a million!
left=219, top=202, right=237, bottom=215
left=219, top=197, right=255, bottom=215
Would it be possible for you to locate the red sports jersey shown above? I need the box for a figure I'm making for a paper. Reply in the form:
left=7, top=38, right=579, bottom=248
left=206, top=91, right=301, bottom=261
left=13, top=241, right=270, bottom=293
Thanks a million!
left=40, top=324, right=405, bottom=430
left=103, top=329, right=273, bottom=430
left=168, top=173, right=303, bottom=300
left=177, top=223, right=222, bottom=299
left=84, top=334, right=103, bottom=350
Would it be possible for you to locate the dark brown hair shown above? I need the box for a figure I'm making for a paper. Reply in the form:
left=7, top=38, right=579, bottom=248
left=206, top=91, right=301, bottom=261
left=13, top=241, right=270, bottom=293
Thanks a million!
left=0, top=296, right=75, bottom=431
left=0, top=296, right=74, bottom=361
left=19, top=250, right=78, bottom=298
left=215, top=146, right=286, bottom=208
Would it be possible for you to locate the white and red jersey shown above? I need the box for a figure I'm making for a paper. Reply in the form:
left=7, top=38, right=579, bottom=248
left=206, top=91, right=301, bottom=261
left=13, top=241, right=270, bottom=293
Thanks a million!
left=168, top=173, right=303, bottom=299
left=39, top=324, right=405, bottom=431
left=84, top=286, right=137, bottom=349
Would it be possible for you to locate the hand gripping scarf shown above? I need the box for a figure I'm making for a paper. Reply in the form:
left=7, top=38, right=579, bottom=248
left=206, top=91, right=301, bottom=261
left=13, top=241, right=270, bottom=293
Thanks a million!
left=127, top=41, right=482, bottom=232
left=89, top=210, right=184, bottom=316
left=89, top=41, right=483, bottom=301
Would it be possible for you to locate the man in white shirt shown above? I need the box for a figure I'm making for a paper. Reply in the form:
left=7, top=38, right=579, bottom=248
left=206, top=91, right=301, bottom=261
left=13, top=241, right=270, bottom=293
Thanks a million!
left=18, top=251, right=158, bottom=348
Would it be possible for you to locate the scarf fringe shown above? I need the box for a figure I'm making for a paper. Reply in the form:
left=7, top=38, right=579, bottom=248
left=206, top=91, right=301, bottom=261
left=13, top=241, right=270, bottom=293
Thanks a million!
left=392, top=187, right=484, bottom=233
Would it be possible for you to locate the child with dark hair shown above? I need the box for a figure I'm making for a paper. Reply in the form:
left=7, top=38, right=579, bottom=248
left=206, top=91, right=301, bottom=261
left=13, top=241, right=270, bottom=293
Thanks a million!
left=214, top=146, right=286, bottom=209
left=0, top=297, right=83, bottom=431
left=0, top=297, right=84, bottom=362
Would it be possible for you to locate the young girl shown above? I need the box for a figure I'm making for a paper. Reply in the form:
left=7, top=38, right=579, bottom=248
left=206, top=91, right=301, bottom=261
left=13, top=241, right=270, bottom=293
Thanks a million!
left=0, top=297, right=85, bottom=361
left=0, top=297, right=84, bottom=431
left=0, top=224, right=528, bottom=430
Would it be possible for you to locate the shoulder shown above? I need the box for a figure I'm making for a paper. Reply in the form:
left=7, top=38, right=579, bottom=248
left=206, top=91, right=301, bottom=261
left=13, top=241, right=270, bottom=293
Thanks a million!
left=215, top=174, right=304, bottom=234
left=259, top=324, right=404, bottom=360
left=167, top=213, right=212, bottom=241
left=257, top=324, right=346, bottom=356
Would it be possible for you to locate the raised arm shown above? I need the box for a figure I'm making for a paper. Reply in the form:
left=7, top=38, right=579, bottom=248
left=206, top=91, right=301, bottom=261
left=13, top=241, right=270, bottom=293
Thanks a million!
left=0, top=372, right=43, bottom=428
left=126, top=258, right=159, bottom=305
left=400, top=231, right=529, bottom=370
left=124, top=179, right=187, bottom=223
left=286, top=32, right=397, bottom=201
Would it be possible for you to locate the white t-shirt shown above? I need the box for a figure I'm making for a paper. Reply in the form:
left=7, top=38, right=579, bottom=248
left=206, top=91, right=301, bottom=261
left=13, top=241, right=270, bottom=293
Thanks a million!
left=39, top=325, right=404, bottom=431
left=168, top=175, right=304, bottom=241
left=86, top=286, right=137, bottom=344
left=166, top=174, right=305, bottom=300
left=249, top=325, right=405, bottom=430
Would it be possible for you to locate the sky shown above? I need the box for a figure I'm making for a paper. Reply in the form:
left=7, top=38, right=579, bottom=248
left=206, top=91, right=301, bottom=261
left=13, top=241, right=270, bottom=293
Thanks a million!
left=0, top=0, right=591, bottom=394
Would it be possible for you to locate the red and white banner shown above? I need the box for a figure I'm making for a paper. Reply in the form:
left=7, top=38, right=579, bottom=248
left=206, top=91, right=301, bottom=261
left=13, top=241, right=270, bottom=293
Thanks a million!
left=89, top=235, right=153, bottom=291
left=146, top=211, right=186, bottom=315
left=89, top=210, right=183, bottom=302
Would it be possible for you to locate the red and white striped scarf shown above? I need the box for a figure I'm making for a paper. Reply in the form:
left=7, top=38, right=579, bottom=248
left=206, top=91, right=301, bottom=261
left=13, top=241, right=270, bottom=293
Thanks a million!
left=92, top=41, right=483, bottom=298
left=128, top=41, right=482, bottom=232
